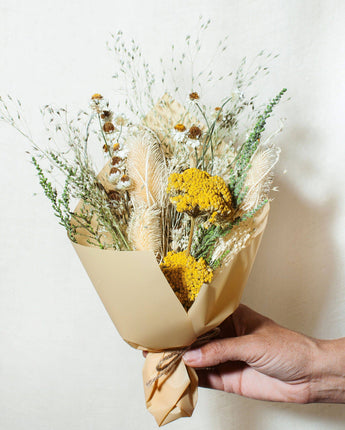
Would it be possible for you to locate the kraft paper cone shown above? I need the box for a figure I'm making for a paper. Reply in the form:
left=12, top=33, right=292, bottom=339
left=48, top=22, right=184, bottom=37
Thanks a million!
left=71, top=203, right=269, bottom=425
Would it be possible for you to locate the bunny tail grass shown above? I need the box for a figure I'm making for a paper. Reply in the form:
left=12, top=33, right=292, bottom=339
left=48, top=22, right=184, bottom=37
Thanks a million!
left=128, top=205, right=162, bottom=256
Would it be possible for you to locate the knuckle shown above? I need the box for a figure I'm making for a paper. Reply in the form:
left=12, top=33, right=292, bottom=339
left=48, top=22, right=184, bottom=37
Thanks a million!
left=203, top=340, right=226, bottom=365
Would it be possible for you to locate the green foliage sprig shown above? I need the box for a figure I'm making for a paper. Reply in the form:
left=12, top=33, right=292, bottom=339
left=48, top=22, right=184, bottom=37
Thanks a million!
left=229, top=88, right=287, bottom=206
left=193, top=197, right=268, bottom=269
left=32, top=156, right=76, bottom=241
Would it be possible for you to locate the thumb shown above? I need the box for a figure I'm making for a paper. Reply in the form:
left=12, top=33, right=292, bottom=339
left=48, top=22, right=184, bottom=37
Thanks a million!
left=183, top=335, right=257, bottom=368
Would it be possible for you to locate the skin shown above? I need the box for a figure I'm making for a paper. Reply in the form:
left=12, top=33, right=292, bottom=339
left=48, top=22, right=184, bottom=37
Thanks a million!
left=182, top=305, right=345, bottom=404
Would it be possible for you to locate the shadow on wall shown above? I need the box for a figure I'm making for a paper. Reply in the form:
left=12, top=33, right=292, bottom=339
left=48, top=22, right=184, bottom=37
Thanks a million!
left=214, top=179, right=345, bottom=428
left=244, top=179, right=337, bottom=334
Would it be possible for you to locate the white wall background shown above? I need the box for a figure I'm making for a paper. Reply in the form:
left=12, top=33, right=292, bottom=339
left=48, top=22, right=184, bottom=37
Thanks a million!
left=1, top=1, right=345, bottom=429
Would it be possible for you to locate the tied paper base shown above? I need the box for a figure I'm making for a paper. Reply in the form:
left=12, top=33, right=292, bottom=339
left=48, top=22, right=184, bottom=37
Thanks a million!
left=143, top=353, right=198, bottom=425
left=72, top=204, right=269, bottom=426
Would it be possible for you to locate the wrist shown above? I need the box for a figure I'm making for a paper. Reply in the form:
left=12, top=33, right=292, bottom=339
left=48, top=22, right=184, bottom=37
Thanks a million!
left=310, top=337, right=345, bottom=403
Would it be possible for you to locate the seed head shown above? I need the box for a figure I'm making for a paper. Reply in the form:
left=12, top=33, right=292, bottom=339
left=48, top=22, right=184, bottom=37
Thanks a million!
left=188, top=125, right=202, bottom=140
left=189, top=92, right=200, bottom=101
left=103, top=122, right=115, bottom=133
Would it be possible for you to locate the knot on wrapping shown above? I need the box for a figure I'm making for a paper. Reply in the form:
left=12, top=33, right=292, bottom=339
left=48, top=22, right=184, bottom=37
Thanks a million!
left=146, top=327, right=220, bottom=386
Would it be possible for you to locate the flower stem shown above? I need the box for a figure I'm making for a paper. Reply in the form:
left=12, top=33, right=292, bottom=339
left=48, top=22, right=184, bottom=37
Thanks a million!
left=186, top=217, right=195, bottom=256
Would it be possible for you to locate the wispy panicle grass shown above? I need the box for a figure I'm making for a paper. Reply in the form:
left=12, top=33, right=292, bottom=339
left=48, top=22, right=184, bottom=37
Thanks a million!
left=107, top=31, right=156, bottom=118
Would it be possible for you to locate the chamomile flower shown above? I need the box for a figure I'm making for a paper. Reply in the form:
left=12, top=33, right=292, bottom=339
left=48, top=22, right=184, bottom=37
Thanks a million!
left=187, top=125, right=202, bottom=140
left=115, top=116, right=127, bottom=126
left=103, top=122, right=116, bottom=133
left=117, top=175, right=131, bottom=191
left=185, top=138, right=201, bottom=149
left=101, top=110, right=113, bottom=121
left=172, top=129, right=187, bottom=143
left=90, top=93, right=106, bottom=113
left=108, top=167, right=122, bottom=183
left=117, top=147, right=129, bottom=159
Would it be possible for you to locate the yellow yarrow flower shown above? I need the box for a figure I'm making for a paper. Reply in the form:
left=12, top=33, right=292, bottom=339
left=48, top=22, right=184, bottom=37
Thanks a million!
left=166, top=168, right=232, bottom=223
left=160, top=251, right=213, bottom=310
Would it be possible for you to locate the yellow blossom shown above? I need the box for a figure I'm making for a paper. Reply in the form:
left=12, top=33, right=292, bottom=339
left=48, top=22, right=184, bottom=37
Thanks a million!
left=166, top=168, right=232, bottom=223
left=174, top=123, right=186, bottom=132
left=214, top=107, right=223, bottom=121
left=160, top=251, right=213, bottom=310
left=91, top=93, right=103, bottom=100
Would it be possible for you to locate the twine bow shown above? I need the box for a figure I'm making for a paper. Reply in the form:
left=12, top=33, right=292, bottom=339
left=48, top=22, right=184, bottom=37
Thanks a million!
left=146, top=327, right=221, bottom=386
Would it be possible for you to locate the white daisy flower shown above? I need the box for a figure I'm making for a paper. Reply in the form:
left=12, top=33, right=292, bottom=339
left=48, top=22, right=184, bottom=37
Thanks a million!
left=186, top=138, right=201, bottom=149
left=117, top=178, right=131, bottom=191
left=172, top=129, right=187, bottom=143
left=117, top=147, right=129, bottom=159
left=108, top=170, right=122, bottom=183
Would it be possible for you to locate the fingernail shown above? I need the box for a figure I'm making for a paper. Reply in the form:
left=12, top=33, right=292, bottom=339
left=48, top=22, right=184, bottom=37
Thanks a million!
left=183, top=348, right=201, bottom=364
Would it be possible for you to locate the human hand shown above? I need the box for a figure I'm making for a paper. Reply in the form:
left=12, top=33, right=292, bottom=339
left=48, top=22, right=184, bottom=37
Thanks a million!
left=183, top=305, right=345, bottom=404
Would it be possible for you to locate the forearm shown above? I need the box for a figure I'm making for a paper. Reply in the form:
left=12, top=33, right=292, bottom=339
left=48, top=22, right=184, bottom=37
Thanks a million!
left=311, top=337, right=345, bottom=403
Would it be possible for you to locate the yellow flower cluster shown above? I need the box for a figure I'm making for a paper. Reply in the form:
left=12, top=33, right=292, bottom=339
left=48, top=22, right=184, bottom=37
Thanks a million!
left=160, top=251, right=213, bottom=310
left=166, top=168, right=232, bottom=224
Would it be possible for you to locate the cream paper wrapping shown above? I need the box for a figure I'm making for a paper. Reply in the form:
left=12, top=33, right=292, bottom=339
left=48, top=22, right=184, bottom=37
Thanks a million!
left=70, top=95, right=270, bottom=425
left=71, top=203, right=269, bottom=426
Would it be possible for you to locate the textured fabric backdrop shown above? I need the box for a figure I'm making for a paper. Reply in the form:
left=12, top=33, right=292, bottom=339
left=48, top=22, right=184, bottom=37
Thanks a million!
left=1, top=1, right=345, bottom=429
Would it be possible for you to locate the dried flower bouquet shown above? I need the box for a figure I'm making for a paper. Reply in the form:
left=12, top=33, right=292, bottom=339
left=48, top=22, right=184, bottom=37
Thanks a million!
left=0, top=20, right=286, bottom=426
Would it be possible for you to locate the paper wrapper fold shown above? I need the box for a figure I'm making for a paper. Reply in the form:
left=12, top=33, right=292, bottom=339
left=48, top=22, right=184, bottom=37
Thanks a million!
left=72, top=203, right=269, bottom=426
